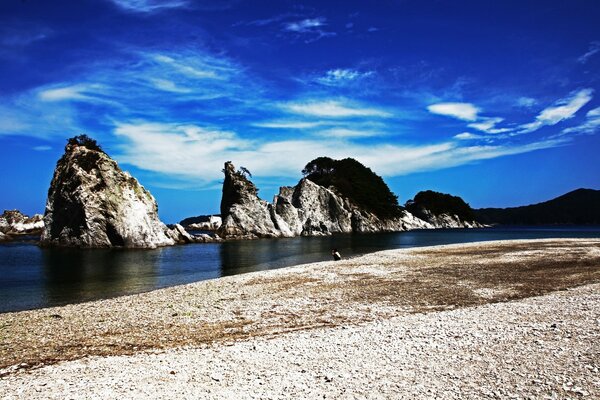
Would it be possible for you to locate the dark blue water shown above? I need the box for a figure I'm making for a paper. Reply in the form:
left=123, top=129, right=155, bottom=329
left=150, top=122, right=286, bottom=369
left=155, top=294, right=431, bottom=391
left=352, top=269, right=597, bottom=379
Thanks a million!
left=1, top=226, right=599, bottom=313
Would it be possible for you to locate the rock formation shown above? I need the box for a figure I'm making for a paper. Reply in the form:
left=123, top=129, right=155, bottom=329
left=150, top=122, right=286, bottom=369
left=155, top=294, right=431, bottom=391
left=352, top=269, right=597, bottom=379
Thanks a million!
left=0, top=210, right=44, bottom=238
left=40, top=138, right=184, bottom=248
left=218, top=161, right=438, bottom=240
left=180, top=215, right=222, bottom=231
left=413, top=209, right=484, bottom=229
left=219, top=162, right=284, bottom=239
left=405, top=190, right=484, bottom=228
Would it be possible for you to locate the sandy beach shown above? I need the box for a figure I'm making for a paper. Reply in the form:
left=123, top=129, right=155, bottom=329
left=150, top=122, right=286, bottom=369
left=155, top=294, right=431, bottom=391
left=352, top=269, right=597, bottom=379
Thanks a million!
left=1, top=238, right=599, bottom=399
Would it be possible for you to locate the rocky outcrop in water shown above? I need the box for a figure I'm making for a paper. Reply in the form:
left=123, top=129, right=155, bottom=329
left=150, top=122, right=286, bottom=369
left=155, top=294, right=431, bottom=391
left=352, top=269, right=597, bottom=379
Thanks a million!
left=180, top=215, right=222, bottom=231
left=219, top=162, right=284, bottom=239
left=40, top=138, right=181, bottom=248
left=415, top=210, right=484, bottom=228
left=405, top=190, right=484, bottom=228
left=0, top=210, right=44, bottom=238
left=217, top=162, right=436, bottom=239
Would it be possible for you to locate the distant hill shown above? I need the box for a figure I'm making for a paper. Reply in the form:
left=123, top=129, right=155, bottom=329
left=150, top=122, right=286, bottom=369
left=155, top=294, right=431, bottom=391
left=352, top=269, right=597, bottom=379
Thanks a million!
left=405, top=190, right=477, bottom=222
left=475, top=188, right=600, bottom=225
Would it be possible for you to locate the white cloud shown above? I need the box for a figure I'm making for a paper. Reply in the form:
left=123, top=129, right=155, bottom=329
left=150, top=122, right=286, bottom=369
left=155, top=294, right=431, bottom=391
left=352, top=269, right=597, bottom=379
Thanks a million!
left=427, top=102, right=480, bottom=121
left=152, top=54, right=227, bottom=80
left=38, top=85, right=94, bottom=102
left=516, top=97, right=537, bottom=108
left=284, top=18, right=326, bottom=32
left=149, top=78, right=192, bottom=93
left=33, top=145, right=52, bottom=151
left=467, top=117, right=511, bottom=134
left=453, top=132, right=483, bottom=140
left=578, top=42, right=600, bottom=64
left=315, top=128, right=381, bottom=138
left=253, top=121, right=324, bottom=129
left=282, top=100, right=391, bottom=118
left=113, top=121, right=571, bottom=185
left=114, top=122, right=248, bottom=182
left=108, top=0, right=188, bottom=13
left=518, top=88, right=594, bottom=133
left=282, top=17, right=336, bottom=42
left=0, top=97, right=82, bottom=138
left=562, top=106, right=600, bottom=135
left=316, top=69, right=374, bottom=86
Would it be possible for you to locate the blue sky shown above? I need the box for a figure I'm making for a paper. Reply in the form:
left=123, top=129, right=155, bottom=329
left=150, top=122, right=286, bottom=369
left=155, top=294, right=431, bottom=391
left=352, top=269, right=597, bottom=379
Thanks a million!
left=1, top=0, right=599, bottom=222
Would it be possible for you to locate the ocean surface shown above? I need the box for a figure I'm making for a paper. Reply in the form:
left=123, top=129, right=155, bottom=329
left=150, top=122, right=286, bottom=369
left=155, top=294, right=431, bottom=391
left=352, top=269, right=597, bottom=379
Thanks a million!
left=1, top=226, right=599, bottom=313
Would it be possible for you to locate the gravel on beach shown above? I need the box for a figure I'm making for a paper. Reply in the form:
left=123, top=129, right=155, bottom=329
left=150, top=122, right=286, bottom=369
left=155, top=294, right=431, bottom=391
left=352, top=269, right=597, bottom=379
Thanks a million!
left=1, top=238, right=599, bottom=399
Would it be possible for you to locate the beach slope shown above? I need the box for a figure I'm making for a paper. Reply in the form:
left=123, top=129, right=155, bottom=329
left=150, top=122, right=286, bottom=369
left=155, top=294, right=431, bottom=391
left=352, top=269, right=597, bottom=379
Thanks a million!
left=1, top=238, right=599, bottom=398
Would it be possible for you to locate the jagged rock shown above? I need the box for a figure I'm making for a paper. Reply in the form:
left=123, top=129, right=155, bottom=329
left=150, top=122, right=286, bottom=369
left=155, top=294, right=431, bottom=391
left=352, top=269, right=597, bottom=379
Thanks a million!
left=397, top=210, right=434, bottom=230
left=419, top=210, right=485, bottom=229
left=40, top=141, right=177, bottom=248
left=194, top=233, right=223, bottom=243
left=0, top=210, right=44, bottom=235
left=0, top=232, right=6, bottom=241
left=405, top=190, right=484, bottom=228
left=181, top=215, right=222, bottom=230
left=218, top=162, right=444, bottom=239
left=218, top=162, right=288, bottom=239
left=166, top=224, right=196, bottom=244
left=291, top=178, right=353, bottom=235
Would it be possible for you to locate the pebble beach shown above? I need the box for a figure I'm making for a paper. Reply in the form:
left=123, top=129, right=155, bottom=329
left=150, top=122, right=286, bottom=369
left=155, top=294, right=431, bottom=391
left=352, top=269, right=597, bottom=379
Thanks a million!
left=1, top=238, right=599, bottom=399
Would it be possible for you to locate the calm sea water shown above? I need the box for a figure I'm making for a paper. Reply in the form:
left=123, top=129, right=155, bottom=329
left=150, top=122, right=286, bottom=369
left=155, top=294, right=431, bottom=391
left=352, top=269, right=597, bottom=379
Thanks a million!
left=1, top=226, right=599, bottom=313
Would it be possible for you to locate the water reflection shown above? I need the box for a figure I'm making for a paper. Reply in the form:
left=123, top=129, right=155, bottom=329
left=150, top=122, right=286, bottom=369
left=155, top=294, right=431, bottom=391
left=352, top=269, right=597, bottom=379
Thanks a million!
left=1, top=226, right=599, bottom=313
left=41, top=248, right=161, bottom=305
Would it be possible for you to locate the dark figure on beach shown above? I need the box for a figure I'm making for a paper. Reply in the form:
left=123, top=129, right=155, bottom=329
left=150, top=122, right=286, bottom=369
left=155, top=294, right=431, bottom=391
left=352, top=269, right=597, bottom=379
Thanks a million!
left=332, top=249, right=341, bottom=261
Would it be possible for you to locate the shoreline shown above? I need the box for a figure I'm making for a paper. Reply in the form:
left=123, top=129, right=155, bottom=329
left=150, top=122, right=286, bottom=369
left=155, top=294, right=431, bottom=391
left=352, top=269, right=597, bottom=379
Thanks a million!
left=1, top=238, right=599, bottom=397
left=2, top=230, right=600, bottom=315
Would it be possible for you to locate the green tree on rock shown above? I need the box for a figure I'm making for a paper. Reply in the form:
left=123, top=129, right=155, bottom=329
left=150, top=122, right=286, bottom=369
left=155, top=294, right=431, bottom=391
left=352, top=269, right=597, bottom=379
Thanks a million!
left=66, top=134, right=104, bottom=153
left=302, top=157, right=403, bottom=219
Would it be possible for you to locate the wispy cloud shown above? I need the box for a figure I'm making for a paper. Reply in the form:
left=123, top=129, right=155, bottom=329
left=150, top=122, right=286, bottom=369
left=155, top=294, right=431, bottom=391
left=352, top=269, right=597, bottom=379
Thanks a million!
left=37, top=84, right=100, bottom=102
left=467, top=117, right=511, bottom=134
left=427, top=102, right=480, bottom=121
left=516, top=97, right=537, bottom=108
left=284, top=17, right=325, bottom=32
left=282, top=17, right=336, bottom=42
left=237, top=13, right=299, bottom=27
left=316, top=68, right=374, bottom=86
left=453, top=132, right=484, bottom=140
left=107, top=0, right=189, bottom=13
left=113, top=120, right=571, bottom=183
left=149, top=78, right=192, bottom=93
left=0, top=48, right=258, bottom=140
left=0, top=97, right=82, bottom=138
left=114, top=122, right=249, bottom=182
left=314, top=128, right=381, bottom=138
left=562, top=106, right=600, bottom=135
left=578, top=41, right=600, bottom=64
left=518, top=88, right=593, bottom=133
left=282, top=99, right=391, bottom=118
left=0, top=26, right=50, bottom=47
left=33, top=145, right=52, bottom=151
left=253, top=120, right=324, bottom=129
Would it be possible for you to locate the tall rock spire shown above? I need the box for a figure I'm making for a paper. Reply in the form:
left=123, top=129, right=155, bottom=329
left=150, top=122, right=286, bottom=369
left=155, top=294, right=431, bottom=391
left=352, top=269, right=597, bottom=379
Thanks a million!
left=41, top=136, right=177, bottom=248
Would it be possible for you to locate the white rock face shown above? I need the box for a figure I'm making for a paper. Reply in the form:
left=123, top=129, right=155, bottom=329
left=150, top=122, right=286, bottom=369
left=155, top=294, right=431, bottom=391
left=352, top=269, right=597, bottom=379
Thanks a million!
left=217, top=162, right=448, bottom=239
left=418, top=210, right=485, bottom=229
left=186, top=216, right=222, bottom=231
left=40, top=144, right=177, bottom=248
left=218, top=162, right=285, bottom=239
left=0, top=210, right=44, bottom=236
